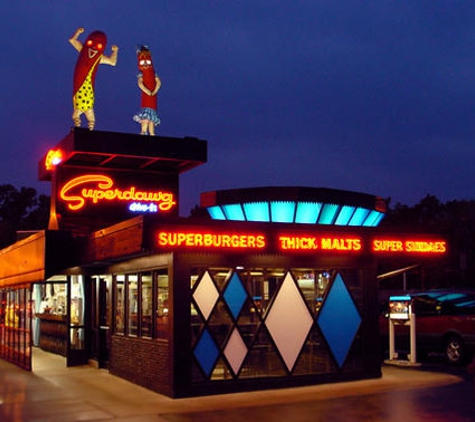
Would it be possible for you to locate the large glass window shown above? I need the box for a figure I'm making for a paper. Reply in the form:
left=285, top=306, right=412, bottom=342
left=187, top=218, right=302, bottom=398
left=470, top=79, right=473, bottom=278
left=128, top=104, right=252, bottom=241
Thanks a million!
left=112, top=269, right=169, bottom=340
left=293, top=269, right=332, bottom=315
left=0, top=287, right=32, bottom=370
left=70, top=275, right=85, bottom=350
left=127, top=274, right=139, bottom=336
left=141, top=272, right=153, bottom=337
left=191, top=267, right=361, bottom=382
left=156, top=269, right=169, bottom=339
left=115, top=276, right=125, bottom=334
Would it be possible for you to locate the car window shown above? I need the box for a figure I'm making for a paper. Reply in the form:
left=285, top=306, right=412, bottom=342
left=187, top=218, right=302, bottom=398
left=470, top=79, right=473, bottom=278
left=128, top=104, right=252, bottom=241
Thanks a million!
left=434, top=293, right=475, bottom=316
left=452, top=297, right=475, bottom=315
left=413, top=296, right=439, bottom=316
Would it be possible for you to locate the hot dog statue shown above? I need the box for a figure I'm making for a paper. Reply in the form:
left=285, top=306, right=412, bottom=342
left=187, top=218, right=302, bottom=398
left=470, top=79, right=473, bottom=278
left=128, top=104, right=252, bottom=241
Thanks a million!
left=69, top=28, right=118, bottom=130
left=133, top=45, right=161, bottom=135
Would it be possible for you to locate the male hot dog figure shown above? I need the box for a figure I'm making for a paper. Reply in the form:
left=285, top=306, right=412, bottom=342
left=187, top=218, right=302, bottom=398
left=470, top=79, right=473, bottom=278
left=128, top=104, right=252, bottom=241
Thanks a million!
left=69, top=28, right=118, bottom=130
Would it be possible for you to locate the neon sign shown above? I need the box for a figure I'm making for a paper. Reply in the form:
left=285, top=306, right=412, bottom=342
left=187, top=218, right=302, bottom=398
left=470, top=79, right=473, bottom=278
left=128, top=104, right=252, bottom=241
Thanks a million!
left=129, top=202, right=159, bottom=213
left=45, top=149, right=64, bottom=171
left=156, top=229, right=447, bottom=256
left=278, top=236, right=362, bottom=251
left=372, top=239, right=447, bottom=254
left=59, top=174, right=176, bottom=212
left=157, top=231, right=266, bottom=249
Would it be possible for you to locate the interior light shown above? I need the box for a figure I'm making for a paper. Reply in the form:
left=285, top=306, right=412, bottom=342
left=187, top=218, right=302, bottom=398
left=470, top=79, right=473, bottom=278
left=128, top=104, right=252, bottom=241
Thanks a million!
left=271, top=201, right=295, bottom=223
left=207, top=206, right=226, bottom=220
left=222, top=204, right=245, bottom=221
left=318, top=203, right=339, bottom=225
left=243, top=202, right=270, bottom=222
left=206, top=200, right=385, bottom=227
left=295, top=202, right=322, bottom=224
left=348, top=208, right=370, bottom=226
left=335, top=205, right=355, bottom=226
left=363, top=210, right=384, bottom=227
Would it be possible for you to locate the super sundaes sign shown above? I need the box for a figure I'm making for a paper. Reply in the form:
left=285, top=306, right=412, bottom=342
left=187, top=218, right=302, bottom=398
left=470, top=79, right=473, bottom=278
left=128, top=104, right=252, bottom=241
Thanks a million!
left=59, top=174, right=177, bottom=214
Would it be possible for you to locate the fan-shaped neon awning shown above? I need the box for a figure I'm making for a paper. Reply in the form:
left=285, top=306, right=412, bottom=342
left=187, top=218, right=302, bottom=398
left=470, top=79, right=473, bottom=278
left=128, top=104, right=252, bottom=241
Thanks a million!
left=200, top=187, right=388, bottom=227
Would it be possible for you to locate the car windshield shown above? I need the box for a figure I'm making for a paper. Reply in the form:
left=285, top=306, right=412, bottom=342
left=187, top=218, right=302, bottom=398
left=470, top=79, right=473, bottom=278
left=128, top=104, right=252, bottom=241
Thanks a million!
left=413, top=291, right=475, bottom=315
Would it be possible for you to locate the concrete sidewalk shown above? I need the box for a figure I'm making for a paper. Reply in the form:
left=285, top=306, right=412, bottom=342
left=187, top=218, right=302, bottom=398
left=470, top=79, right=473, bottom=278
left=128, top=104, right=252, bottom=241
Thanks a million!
left=0, top=348, right=473, bottom=421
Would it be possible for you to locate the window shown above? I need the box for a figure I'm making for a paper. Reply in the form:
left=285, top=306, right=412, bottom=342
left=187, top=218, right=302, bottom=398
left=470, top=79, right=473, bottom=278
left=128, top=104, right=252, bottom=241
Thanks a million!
left=293, top=269, right=332, bottom=315
left=156, top=269, right=169, bottom=339
left=0, top=287, right=32, bottom=369
left=115, top=276, right=125, bottom=334
left=127, top=274, right=139, bottom=336
left=70, top=275, right=85, bottom=350
left=141, top=273, right=153, bottom=337
left=239, top=268, right=285, bottom=317
left=113, top=269, right=169, bottom=339
left=191, top=267, right=359, bottom=381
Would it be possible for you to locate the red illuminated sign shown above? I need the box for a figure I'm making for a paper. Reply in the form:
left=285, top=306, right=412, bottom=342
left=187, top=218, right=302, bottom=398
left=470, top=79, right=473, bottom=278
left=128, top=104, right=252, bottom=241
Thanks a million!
left=156, top=229, right=447, bottom=256
left=278, top=236, right=362, bottom=251
left=59, top=174, right=176, bottom=212
left=372, top=239, right=447, bottom=254
left=45, top=149, right=64, bottom=171
left=157, top=231, right=266, bottom=249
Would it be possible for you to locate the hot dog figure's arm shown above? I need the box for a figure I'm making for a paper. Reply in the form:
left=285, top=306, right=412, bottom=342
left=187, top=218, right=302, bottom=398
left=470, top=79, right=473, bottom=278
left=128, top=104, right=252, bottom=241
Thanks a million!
left=138, top=75, right=161, bottom=96
left=69, top=27, right=84, bottom=52
left=151, top=76, right=161, bottom=96
left=101, top=45, right=119, bottom=66
left=137, top=77, right=152, bottom=96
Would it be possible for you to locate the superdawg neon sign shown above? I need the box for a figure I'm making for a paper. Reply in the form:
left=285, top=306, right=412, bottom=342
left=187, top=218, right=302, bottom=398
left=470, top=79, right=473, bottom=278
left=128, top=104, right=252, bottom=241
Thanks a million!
left=59, top=174, right=176, bottom=213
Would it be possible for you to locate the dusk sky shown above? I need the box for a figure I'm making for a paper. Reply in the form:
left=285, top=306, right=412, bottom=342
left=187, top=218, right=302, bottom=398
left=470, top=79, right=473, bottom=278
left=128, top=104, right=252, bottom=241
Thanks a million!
left=2, top=1, right=475, bottom=215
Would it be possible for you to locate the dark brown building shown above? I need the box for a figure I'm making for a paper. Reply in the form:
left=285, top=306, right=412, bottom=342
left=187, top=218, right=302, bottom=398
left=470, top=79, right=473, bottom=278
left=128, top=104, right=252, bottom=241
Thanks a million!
left=0, top=128, right=447, bottom=397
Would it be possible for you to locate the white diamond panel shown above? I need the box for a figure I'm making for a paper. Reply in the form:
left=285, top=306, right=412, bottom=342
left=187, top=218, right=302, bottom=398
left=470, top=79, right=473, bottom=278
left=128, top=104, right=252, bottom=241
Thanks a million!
left=265, top=272, right=313, bottom=371
left=192, top=271, right=219, bottom=320
left=224, top=328, right=248, bottom=375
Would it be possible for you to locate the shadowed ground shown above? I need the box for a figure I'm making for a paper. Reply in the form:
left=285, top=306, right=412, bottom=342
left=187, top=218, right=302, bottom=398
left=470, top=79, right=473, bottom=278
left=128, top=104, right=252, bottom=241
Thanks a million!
left=0, top=349, right=473, bottom=421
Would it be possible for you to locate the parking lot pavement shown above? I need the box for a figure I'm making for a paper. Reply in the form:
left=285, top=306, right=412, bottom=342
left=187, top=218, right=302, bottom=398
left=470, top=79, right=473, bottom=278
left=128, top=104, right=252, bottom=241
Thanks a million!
left=0, top=349, right=474, bottom=421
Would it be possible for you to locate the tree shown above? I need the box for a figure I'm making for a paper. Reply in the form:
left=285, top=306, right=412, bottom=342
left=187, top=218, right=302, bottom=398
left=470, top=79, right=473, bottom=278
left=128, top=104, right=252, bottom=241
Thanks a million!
left=0, top=184, right=50, bottom=249
left=382, top=194, right=475, bottom=288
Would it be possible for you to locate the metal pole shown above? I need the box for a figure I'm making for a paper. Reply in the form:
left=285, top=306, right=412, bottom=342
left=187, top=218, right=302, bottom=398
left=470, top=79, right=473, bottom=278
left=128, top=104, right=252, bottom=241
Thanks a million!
left=409, top=307, right=417, bottom=364
left=389, top=318, right=395, bottom=360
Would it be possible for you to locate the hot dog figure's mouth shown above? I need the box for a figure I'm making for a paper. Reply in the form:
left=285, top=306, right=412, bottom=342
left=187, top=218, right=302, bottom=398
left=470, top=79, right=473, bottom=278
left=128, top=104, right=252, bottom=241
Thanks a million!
left=88, top=48, right=99, bottom=59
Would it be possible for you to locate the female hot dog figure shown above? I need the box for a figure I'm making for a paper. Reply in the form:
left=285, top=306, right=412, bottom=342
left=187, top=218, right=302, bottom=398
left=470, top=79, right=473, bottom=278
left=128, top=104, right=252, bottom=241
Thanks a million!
left=69, top=28, right=119, bottom=130
left=133, top=45, right=161, bottom=136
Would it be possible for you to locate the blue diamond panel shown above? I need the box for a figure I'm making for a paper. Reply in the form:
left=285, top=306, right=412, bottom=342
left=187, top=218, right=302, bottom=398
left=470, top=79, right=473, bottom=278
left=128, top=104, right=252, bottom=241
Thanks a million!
left=194, top=328, right=219, bottom=377
left=223, top=273, right=247, bottom=319
left=317, top=273, right=361, bottom=368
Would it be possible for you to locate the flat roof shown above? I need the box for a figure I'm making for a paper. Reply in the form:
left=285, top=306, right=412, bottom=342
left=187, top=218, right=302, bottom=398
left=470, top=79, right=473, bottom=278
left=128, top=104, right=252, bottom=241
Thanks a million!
left=39, top=128, right=208, bottom=181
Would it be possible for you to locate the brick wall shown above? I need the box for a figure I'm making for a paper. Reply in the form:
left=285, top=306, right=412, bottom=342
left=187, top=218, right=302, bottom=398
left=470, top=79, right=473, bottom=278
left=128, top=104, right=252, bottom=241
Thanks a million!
left=109, top=335, right=172, bottom=396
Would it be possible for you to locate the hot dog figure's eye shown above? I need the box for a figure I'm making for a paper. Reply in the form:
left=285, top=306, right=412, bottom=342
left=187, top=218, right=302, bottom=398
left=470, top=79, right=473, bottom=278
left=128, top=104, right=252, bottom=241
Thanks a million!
left=96, top=43, right=103, bottom=50
left=86, top=39, right=93, bottom=46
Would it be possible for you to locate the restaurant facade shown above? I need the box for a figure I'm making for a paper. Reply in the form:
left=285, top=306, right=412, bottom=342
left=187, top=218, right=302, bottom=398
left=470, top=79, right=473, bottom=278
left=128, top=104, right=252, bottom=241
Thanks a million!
left=0, top=128, right=447, bottom=397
